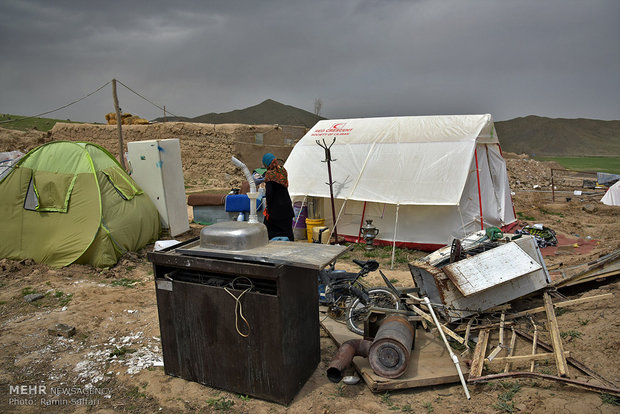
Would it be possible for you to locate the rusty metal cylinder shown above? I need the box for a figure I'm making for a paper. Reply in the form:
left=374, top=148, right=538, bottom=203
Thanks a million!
left=327, top=339, right=372, bottom=383
left=368, top=314, right=414, bottom=379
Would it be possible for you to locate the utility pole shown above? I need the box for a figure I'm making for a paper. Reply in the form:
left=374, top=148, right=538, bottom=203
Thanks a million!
left=163, top=105, right=167, bottom=122
left=112, top=79, right=126, bottom=170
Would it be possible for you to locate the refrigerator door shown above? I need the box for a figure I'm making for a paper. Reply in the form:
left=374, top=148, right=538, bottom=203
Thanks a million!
left=127, top=139, right=189, bottom=236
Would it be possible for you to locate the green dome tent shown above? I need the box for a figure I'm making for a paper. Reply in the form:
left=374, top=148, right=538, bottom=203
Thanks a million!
left=0, top=141, right=160, bottom=267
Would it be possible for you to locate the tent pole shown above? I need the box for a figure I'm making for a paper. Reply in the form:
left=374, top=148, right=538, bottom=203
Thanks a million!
left=390, top=203, right=400, bottom=270
left=357, top=201, right=367, bottom=243
left=497, top=143, right=517, bottom=220
left=474, top=148, right=484, bottom=230
left=293, top=194, right=308, bottom=234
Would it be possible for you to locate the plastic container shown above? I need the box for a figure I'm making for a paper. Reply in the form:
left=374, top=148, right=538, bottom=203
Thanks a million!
left=293, top=202, right=308, bottom=240
left=305, top=218, right=325, bottom=243
left=312, top=226, right=330, bottom=244
left=318, top=284, right=326, bottom=303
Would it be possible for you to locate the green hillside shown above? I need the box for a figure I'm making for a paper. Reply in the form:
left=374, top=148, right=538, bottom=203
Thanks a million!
left=495, top=115, right=620, bottom=156
left=0, top=114, right=83, bottom=132
left=535, top=156, right=620, bottom=174
left=154, top=99, right=324, bottom=128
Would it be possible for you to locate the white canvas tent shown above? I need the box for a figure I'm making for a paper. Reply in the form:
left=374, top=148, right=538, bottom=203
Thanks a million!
left=601, top=180, right=620, bottom=206
left=285, top=114, right=516, bottom=257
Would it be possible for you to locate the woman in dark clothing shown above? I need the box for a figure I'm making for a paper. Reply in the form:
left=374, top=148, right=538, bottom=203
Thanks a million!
left=262, top=153, right=294, bottom=241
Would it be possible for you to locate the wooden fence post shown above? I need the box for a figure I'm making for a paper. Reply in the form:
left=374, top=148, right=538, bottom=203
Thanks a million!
left=112, top=79, right=126, bottom=170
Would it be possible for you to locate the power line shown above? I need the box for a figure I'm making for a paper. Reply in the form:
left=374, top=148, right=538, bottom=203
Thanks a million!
left=1, top=79, right=186, bottom=125
left=116, top=79, right=184, bottom=120
left=0, top=81, right=111, bottom=125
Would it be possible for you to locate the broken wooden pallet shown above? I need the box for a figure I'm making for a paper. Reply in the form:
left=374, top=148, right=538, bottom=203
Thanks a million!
left=550, top=249, right=620, bottom=288
left=467, top=292, right=620, bottom=395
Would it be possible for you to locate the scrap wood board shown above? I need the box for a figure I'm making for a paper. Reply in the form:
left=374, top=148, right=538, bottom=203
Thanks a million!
left=320, top=316, right=469, bottom=392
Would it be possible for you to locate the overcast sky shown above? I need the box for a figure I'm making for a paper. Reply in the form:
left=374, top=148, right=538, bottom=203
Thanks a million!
left=1, top=0, right=618, bottom=123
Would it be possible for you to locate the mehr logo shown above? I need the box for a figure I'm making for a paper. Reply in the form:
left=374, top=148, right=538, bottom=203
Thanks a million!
left=10, top=385, right=47, bottom=394
left=328, top=123, right=347, bottom=130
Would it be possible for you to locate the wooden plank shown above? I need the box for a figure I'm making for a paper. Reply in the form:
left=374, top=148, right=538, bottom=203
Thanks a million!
left=487, top=312, right=506, bottom=362
left=442, top=242, right=541, bottom=296
left=544, top=292, right=569, bottom=377
left=488, top=351, right=570, bottom=364
left=468, top=372, right=620, bottom=395
left=505, top=293, right=614, bottom=320
left=409, top=305, right=465, bottom=344
left=487, top=304, right=512, bottom=312
left=498, top=311, right=506, bottom=345
left=504, top=328, right=517, bottom=373
left=463, top=318, right=474, bottom=351
left=514, top=329, right=619, bottom=388
left=558, top=268, right=620, bottom=288
left=487, top=346, right=503, bottom=362
left=455, top=320, right=514, bottom=333
left=530, top=319, right=538, bottom=372
left=405, top=300, right=429, bottom=329
left=551, top=250, right=620, bottom=287
left=469, top=329, right=490, bottom=379
left=320, top=316, right=468, bottom=391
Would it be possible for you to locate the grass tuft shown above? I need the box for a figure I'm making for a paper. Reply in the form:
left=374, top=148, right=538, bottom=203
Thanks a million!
left=560, top=330, right=582, bottom=340
left=110, top=278, right=140, bottom=288
left=206, top=396, right=235, bottom=411
left=600, top=393, right=620, bottom=406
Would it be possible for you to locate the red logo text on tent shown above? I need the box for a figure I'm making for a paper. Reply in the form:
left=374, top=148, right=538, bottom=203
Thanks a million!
left=311, top=122, right=353, bottom=137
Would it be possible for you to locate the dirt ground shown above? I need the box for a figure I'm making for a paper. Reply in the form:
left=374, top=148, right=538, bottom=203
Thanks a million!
left=1, top=128, right=619, bottom=413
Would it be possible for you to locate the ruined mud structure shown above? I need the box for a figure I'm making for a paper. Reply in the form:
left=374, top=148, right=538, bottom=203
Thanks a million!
left=47, top=122, right=306, bottom=189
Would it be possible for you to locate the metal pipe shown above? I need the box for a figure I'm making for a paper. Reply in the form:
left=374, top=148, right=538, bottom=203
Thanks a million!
left=231, top=156, right=258, bottom=223
left=368, top=314, right=414, bottom=379
left=423, top=296, right=471, bottom=400
left=326, top=339, right=372, bottom=383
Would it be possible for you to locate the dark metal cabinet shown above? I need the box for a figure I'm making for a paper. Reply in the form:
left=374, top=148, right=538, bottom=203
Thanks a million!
left=148, top=248, right=320, bottom=405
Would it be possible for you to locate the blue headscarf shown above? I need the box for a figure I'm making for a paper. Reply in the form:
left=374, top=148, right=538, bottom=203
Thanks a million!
left=262, top=153, right=276, bottom=168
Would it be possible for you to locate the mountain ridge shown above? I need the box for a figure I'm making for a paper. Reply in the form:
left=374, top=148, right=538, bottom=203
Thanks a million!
left=155, top=103, right=620, bottom=157
left=495, top=115, right=620, bottom=156
left=154, top=99, right=324, bottom=128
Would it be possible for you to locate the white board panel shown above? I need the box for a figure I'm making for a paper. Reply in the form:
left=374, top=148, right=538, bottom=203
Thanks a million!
left=443, top=242, right=542, bottom=297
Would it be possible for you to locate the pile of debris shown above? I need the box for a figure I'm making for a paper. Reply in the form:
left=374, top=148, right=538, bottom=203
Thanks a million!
left=321, top=227, right=620, bottom=400
left=505, top=156, right=555, bottom=190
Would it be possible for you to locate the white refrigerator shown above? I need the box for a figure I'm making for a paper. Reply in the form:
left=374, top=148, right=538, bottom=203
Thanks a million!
left=127, top=139, right=189, bottom=237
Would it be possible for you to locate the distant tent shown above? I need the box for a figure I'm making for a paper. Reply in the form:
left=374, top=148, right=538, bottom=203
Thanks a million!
left=0, top=141, right=160, bottom=267
left=601, top=180, right=620, bottom=206
left=597, top=172, right=620, bottom=187
left=285, top=114, right=516, bottom=254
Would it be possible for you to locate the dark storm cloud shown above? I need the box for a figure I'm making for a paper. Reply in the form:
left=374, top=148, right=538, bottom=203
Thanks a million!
left=0, top=0, right=618, bottom=123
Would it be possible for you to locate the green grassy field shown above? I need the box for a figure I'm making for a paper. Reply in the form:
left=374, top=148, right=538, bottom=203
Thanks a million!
left=0, top=114, right=84, bottom=132
left=534, top=156, right=620, bottom=174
